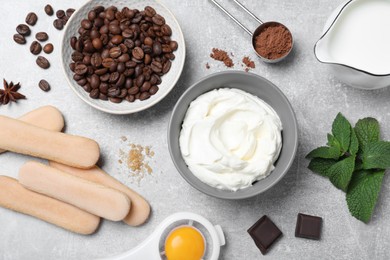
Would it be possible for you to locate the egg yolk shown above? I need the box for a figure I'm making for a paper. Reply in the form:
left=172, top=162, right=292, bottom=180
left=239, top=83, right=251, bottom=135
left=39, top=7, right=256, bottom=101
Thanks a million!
left=165, top=226, right=205, bottom=260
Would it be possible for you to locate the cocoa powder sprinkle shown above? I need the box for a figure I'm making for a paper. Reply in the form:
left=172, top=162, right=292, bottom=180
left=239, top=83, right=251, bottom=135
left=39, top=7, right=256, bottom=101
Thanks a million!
left=255, top=24, right=292, bottom=60
left=242, top=56, right=255, bottom=72
left=210, top=48, right=234, bottom=67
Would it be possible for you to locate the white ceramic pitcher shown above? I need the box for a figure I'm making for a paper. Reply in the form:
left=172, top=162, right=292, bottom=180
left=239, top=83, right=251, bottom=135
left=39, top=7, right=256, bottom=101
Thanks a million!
left=314, top=0, right=390, bottom=90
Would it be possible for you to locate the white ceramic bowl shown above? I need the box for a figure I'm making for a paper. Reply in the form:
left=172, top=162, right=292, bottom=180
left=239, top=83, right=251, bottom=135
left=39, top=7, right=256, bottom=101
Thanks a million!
left=61, top=0, right=185, bottom=114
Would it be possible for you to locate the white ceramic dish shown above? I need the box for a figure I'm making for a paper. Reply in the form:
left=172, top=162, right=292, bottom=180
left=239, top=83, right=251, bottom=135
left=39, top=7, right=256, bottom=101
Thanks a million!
left=314, top=0, right=390, bottom=90
left=61, top=0, right=185, bottom=114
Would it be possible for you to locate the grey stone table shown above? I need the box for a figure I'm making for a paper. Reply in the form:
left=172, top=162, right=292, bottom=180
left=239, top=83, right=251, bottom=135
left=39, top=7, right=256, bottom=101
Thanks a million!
left=1, top=0, right=389, bottom=259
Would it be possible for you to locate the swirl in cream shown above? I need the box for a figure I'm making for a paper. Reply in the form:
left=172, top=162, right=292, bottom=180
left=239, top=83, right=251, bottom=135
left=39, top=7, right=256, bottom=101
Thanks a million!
left=179, top=88, right=282, bottom=191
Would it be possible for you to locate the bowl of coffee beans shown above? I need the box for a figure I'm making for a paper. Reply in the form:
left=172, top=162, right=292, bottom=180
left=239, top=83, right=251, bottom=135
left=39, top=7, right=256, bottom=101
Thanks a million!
left=61, top=0, right=185, bottom=114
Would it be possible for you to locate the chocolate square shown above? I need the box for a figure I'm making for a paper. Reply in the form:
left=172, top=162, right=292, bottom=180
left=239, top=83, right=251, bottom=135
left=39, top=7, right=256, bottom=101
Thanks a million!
left=295, top=213, right=323, bottom=240
left=247, top=215, right=283, bottom=255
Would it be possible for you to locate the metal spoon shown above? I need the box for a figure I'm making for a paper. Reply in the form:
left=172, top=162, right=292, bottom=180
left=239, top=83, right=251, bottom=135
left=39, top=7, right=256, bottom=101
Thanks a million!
left=210, top=0, right=294, bottom=63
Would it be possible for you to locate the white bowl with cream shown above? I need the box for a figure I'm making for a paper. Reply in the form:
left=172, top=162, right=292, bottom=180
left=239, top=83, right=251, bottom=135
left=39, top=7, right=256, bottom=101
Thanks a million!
left=168, top=71, right=298, bottom=200
left=314, top=0, right=390, bottom=89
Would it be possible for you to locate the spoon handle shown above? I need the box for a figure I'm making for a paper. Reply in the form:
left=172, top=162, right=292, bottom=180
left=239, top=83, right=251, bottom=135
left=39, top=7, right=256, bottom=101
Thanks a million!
left=210, top=0, right=253, bottom=36
left=233, top=0, right=263, bottom=24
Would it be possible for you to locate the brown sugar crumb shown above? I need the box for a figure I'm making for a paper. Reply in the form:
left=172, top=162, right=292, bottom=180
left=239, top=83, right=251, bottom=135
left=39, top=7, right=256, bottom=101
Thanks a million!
left=210, top=48, right=234, bottom=68
left=118, top=138, right=155, bottom=185
left=206, top=62, right=210, bottom=69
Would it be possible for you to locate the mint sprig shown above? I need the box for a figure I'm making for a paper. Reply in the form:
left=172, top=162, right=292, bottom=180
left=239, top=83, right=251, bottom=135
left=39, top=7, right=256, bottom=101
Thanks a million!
left=306, top=113, right=389, bottom=223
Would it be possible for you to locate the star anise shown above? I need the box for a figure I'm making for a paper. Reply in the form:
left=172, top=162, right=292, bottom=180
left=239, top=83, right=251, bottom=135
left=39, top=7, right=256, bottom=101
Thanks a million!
left=0, top=79, right=26, bottom=105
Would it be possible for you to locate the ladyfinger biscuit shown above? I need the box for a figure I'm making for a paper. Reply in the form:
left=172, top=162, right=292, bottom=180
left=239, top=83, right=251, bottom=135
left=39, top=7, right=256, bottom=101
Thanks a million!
left=0, top=106, right=64, bottom=154
left=19, top=161, right=131, bottom=222
left=0, top=115, right=99, bottom=169
left=50, top=161, right=151, bottom=226
left=0, top=176, right=100, bottom=235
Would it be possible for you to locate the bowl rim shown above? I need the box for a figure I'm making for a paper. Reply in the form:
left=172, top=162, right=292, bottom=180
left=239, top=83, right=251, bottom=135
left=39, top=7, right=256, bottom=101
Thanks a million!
left=167, top=70, right=299, bottom=199
left=60, top=0, right=186, bottom=115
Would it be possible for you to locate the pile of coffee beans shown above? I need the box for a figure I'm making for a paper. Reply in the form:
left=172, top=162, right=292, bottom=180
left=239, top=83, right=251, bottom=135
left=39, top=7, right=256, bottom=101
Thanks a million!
left=69, top=5, right=178, bottom=103
left=12, top=4, right=75, bottom=92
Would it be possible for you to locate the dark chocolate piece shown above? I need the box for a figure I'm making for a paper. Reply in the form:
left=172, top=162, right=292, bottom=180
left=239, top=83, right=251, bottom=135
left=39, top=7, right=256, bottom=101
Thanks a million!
left=295, top=213, right=323, bottom=240
left=247, top=215, right=282, bottom=255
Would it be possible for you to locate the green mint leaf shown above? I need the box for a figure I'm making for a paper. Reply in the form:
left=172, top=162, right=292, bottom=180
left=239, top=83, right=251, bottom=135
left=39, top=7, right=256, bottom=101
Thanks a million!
left=349, top=128, right=359, bottom=156
left=346, top=170, right=385, bottom=223
left=332, top=113, right=352, bottom=153
left=362, top=141, right=390, bottom=170
left=328, top=156, right=355, bottom=192
left=355, top=117, right=380, bottom=151
left=308, top=158, right=338, bottom=177
left=306, top=146, right=340, bottom=160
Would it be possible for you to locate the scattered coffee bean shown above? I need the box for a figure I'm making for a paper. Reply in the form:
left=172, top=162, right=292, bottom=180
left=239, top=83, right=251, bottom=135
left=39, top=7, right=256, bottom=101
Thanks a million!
left=36, top=56, right=50, bottom=69
left=43, top=43, right=54, bottom=54
left=44, top=4, right=54, bottom=16
left=30, top=41, right=42, bottom=55
left=38, top=79, right=50, bottom=92
left=68, top=5, right=178, bottom=103
left=36, top=32, right=48, bottom=42
left=53, top=19, right=64, bottom=30
left=66, top=8, right=75, bottom=17
left=16, top=24, right=30, bottom=36
left=56, top=10, right=65, bottom=19
left=13, top=34, right=26, bottom=44
left=25, top=12, right=38, bottom=26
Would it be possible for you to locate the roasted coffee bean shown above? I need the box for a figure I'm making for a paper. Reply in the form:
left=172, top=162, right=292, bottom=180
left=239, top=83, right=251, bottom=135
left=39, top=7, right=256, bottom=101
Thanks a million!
left=126, top=94, right=135, bottom=102
left=162, top=44, right=172, bottom=53
left=124, top=39, right=135, bottom=49
left=149, top=85, right=159, bottom=95
left=66, top=8, right=75, bottom=17
left=109, top=24, right=121, bottom=34
left=56, top=10, right=65, bottom=19
left=161, top=24, right=172, bottom=36
left=53, top=19, right=64, bottom=30
left=13, top=34, right=26, bottom=44
left=136, top=74, right=145, bottom=87
left=122, top=29, right=133, bottom=38
left=36, top=56, right=50, bottom=69
left=99, top=93, right=108, bottom=100
left=109, top=61, right=118, bottom=72
left=90, top=29, right=101, bottom=39
left=115, top=74, right=126, bottom=88
left=152, top=14, right=165, bottom=26
left=134, top=65, right=143, bottom=77
left=132, top=47, right=144, bottom=60
left=152, top=41, right=162, bottom=56
left=99, top=83, right=109, bottom=94
left=38, top=79, right=50, bottom=92
left=100, top=73, right=110, bottom=82
left=16, top=24, right=30, bottom=36
left=125, top=60, right=137, bottom=68
left=71, top=51, right=83, bottom=62
left=140, top=81, right=151, bottom=92
left=77, top=78, right=87, bottom=86
left=102, top=58, right=114, bottom=68
left=169, top=41, right=178, bottom=51
left=91, top=53, right=102, bottom=67
left=109, top=72, right=120, bottom=83
left=125, top=78, right=133, bottom=89
left=73, top=74, right=84, bottom=81
left=90, top=88, right=100, bottom=99
left=95, top=68, right=108, bottom=75
left=151, top=61, right=162, bottom=73
left=91, top=38, right=102, bottom=50
left=43, top=43, right=54, bottom=54
left=83, top=40, right=95, bottom=53
left=26, top=12, right=38, bottom=26
left=100, top=34, right=109, bottom=45
left=81, top=19, right=92, bottom=30
left=109, top=97, right=122, bottom=103
left=45, top=4, right=54, bottom=16
left=70, top=36, right=77, bottom=49
left=144, top=6, right=156, bottom=17
left=118, top=88, right=128, bottom=98
left=144, top=37, right=153, bottom=46
left=90, top=74, right=101, bottom=89
left=111, top=35, right=123, bottom=45
left=30, top=41, right=42, bottom=55
left=139, top=92, right=150, bottom=101
left=108, top=87, right=120, bottom=97
left=36, top=32, right=48, bottom=42
left=163, top=60, right=171, bottom=74
left=83, top=83, right=92, bottom=92
left=118, top=53, right=130, bottom=63
left=128, top=86, right=139, bottom=95
left=83, top=55, right=92, bottom=66
left=117, top=62, right=126, bottom=73
left=94, top=6, right=105, bottom=14
left=109, top=47, right=121, bottom=58
left=88, top=10, right=97, bottom=21
left=69, top=63, right=76, bottom=72
left=75, top=64, right=88, bottom=75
